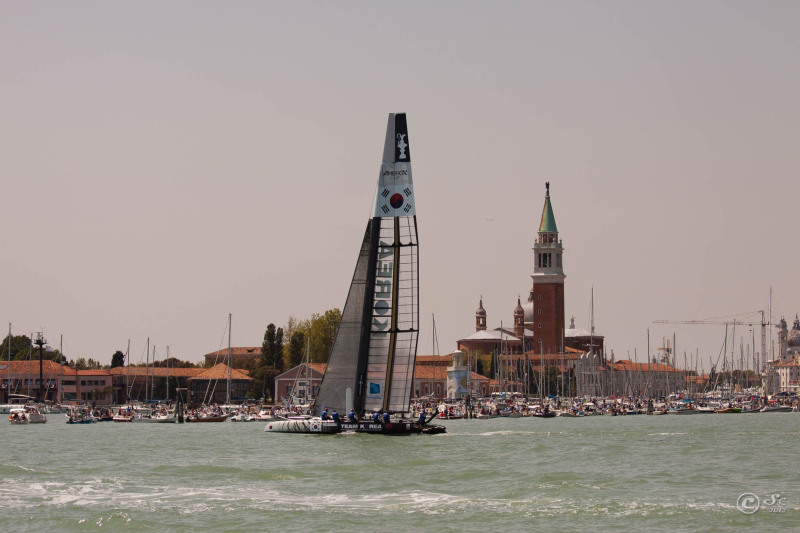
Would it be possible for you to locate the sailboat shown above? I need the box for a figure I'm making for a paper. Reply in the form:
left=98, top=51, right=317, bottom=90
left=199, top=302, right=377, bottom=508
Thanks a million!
left=266, top=113, right=444, bottom=435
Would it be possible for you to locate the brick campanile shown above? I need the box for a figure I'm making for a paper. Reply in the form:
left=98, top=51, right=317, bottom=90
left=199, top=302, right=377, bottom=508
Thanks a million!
left=528, top=182, right=565, bottom=353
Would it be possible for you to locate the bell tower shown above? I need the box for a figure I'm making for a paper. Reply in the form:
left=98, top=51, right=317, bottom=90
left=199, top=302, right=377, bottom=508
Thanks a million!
left=528, top=182, right=565, bottom=353
left=476, top=298, right=487, bottom=332
left=513, top=297, right=525, bottom=337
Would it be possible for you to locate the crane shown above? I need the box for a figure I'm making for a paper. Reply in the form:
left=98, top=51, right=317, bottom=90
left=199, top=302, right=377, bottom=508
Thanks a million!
left=654, top=311, right=770, bottom=373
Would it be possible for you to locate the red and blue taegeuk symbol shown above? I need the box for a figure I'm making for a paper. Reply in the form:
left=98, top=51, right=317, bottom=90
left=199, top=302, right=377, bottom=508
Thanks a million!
left=389, top=193, right=404, bottom=209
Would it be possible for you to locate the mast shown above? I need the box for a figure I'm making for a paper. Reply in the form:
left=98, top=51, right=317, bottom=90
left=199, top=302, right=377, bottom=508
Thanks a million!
left=59, top=334, right=63, bottom=404
left=6, top=324, right=10, bottom=403
left=145, top=337, right=150, bottom=403
left=315, top=113, right=419, bottom=417
left=227, top=313, right=232, bottom=405
left=125, top=339, right=130, bottom=404
left=166, top=345, right=170, bottom=403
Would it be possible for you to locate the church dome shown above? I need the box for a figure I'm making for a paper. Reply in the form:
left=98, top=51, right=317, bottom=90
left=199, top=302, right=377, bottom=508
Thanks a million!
left=476, top=299, right=486, bottom=317
left=522, top=300, right=534, bottom=323
left=514, top=298, right=524, bottom=315
left=788, top=315, right=800, bottom=348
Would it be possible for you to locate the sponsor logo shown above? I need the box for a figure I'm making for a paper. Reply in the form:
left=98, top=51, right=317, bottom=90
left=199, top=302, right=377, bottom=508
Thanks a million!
left=382, top=169, right=408, bottom=176
left=396, top=133, right=408, bottom=159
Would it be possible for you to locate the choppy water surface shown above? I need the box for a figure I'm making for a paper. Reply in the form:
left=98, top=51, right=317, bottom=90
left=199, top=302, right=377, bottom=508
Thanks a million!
left=1, top=413, right=798, bottom=532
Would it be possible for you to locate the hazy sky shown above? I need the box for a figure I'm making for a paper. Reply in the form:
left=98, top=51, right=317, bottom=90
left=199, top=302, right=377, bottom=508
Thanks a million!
left=2, top=2, right=798, bottom=369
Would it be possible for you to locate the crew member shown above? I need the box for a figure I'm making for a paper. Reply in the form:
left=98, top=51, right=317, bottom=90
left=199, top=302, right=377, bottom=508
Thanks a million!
left=321, top=407, right=329, bottom=420
left=331, top=409, right=339, bottom=423
left=382, top=411, right=390, bottom=424
left=348, top=409, right=357, bottom=422
left=372, top=411, right=380, bottom=423
left=418, top=410, right=426, bottom=424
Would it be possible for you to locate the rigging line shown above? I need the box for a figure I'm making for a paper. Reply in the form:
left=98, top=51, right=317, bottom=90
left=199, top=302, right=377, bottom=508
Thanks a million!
left=204, top=316, right=232, bottom=404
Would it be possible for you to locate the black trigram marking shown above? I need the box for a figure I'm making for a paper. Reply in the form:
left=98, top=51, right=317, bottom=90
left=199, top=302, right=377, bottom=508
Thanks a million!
left=403, top=187, right=412, bottom=196
left=404, top=204, right=412, bottom=213
left=381, top=189, right=390, bottom=198
left=381, top=205, right=390, bottom=214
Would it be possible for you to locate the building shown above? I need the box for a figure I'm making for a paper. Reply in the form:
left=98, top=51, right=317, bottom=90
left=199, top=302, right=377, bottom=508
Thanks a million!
left=1, top=360, right=75, bottom=404
left=774, top=357, right=800, bottom=394
left=602, top=359, right=686, bottom=398
left=110, top=366, right=207, bottom=404
left=274, top=363, right=326, bottom=405
left=187, top=363, right=253, bottom=404
left=203, top=347, right=261, bottom=369
left=457, top=183, right=604, bottom=360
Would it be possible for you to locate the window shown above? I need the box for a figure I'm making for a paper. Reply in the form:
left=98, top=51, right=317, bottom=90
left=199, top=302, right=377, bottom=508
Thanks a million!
left=538, top=309, right=542, bottom=315
left=538, top=323, right=542, bottom=328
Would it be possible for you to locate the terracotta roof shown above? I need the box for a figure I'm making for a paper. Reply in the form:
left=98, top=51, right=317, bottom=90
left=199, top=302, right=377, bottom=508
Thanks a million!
left=109, top=366, right=204, bottom=377
left=308, top=363, right=326, bottom=374
left=77, top=369, right=111, bottom=375
left=188, top=363, right=252, bottom=381
left=412, top=366, right=488, bottom=381
left=610, top=360, right=684, bottom=373
left=203, top=347, right=261, bottom=358
left=416, top=354, right=453, bottom=365
left=0, top=360, right=76, bottom=375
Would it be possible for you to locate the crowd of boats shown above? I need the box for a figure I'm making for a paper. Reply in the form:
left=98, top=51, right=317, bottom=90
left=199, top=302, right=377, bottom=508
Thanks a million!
left=421, top=392, right=799, bottom=419
left=5, top=392, right=798, bottom=426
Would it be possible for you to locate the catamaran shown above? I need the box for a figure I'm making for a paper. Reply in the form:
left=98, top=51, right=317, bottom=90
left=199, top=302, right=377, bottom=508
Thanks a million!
left=266, top=113, right=443, bottom=435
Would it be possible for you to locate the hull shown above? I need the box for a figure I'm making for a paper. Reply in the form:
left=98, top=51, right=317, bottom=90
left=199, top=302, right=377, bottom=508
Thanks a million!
left=186, top=415, right=229, bottom=422
left=264, top=417, right=445, bottom=435
left=760, top=405, right=793, bottom=413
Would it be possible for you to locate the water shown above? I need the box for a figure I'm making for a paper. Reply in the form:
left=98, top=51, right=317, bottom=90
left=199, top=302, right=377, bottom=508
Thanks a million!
left=1, top=414, right=798, bottom=532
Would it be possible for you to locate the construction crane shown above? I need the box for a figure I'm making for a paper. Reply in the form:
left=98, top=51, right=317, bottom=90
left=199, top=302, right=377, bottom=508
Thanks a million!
left=653, top=311, right=770, bottom=373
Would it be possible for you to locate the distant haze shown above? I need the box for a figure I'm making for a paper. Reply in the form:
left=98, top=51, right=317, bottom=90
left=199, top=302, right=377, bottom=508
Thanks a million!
left=2, top=2, right=798, bottom=368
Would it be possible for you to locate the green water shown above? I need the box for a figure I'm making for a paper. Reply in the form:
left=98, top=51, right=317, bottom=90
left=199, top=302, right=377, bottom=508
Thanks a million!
left=1, top=414, right=798, bottom=532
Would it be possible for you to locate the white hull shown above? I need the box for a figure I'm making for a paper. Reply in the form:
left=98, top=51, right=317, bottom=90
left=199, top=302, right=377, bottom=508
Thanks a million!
left=264, top=417, right=338, bottom=434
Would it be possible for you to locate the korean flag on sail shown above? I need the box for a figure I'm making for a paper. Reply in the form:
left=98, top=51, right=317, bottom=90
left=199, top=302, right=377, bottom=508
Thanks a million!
left=374, top=162, right=415, bottom=218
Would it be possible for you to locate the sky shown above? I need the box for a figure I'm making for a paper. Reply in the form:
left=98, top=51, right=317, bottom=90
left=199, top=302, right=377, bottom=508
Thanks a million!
left=2, top=1, right=798, bottom=369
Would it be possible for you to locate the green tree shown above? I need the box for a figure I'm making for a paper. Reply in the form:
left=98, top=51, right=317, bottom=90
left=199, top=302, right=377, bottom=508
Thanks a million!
left=255, top=324, right=285, bottom=401
left=287, top=330, right=306, bottom=368
left=110, top=351, right=125, bottom=368
left=260, top=324, right=284, bottom=370
left=0, top=334, right=31, bottom=361
left=306, top=308, right=341, bottom=363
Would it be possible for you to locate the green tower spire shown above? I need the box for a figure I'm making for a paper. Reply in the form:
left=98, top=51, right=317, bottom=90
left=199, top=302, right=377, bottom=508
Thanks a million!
left=539, top=182, right=558, bottom=234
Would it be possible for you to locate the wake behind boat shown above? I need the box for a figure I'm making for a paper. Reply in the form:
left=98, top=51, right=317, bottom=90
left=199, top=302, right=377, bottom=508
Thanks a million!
left=266, top=113, right=443, bottom=436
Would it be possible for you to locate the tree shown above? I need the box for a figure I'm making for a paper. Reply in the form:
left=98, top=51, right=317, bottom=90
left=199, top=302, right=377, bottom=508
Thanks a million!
left=151, top=357, right=198, bottom=369
left=110, top=351, right=125, bottom=368
left=476, top=358, right=485, bottom=377
left=1, top=334, right=31, bottom=361
left=71, top=358, right=102, bottom=370
left=306, top=308, right=342, bottom=363
left=255, top=323, right=285, bottom=401
left=287, top=330, right=306, bottom=368
left=1, top=334, right=64, bottom=363
left=260, top=324, right=284, bottom=370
